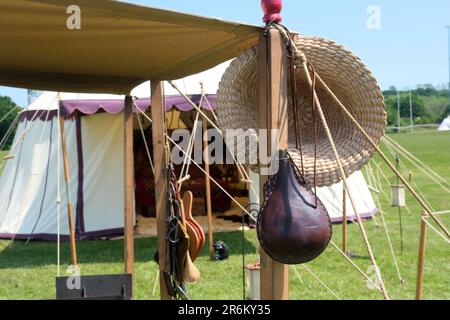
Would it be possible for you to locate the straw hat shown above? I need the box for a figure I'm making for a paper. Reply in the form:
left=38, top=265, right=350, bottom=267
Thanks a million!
left=217, top=35, right=386, bottom=187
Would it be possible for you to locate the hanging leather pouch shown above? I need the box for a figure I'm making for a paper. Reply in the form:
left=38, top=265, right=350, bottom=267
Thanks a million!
left=257, top=150, right=332, bottom=264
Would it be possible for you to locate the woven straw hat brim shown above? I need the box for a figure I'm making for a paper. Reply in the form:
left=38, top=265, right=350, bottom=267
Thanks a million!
left=217, top=35, right=386, bottom=187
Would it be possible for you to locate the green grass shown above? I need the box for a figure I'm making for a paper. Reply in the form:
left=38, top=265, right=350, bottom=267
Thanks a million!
left=0, top=131, right=449, bottom=300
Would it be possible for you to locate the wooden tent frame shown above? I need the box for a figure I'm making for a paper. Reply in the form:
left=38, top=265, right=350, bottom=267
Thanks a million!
left=121, top=28, right=291, bottom=299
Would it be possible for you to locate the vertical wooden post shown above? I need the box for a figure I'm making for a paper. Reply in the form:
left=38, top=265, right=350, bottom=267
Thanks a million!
left=59, top=117, right=78, bottom=266
left=416, top=210, right=429, bottom=300
left=202, top=118, right=214, bottom=259
left=124, top=96, right=134, bottom=288
left=342, top=187, right=348, bottom=254
left=258, top=28, right=289, bottom=300
left=151, top=81, right=171, bottom=300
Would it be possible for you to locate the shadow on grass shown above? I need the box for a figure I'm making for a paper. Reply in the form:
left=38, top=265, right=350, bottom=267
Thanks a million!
left=0, top=231, right=256, bottom=269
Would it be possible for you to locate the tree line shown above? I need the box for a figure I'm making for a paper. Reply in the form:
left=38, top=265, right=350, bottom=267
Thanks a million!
left=383, top=84, right=450, bottom=127
left=0, top=96, right=20, bottom=150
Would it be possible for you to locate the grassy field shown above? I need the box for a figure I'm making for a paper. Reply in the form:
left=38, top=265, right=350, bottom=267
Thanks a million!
left=0, top=131, right=449, bottom=300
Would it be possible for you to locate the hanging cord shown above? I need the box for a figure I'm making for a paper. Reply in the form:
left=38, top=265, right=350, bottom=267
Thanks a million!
left=276, top=18, right=448, bottom=240
left=287, top=35, right=305, bottom=176
left=0, top=114, right=20, bottom=151
left=292, top=264, right=304, bottom=285
left=0, top=106, right=20, bottom=124
left=329, top=240, right=384, bottom=295
left=302, top=60, right=390, bottom=299
left=373, top=165, right=404, bottom=283
left=280, top=24, right=318, bottom=205
left=241, top=208, right=246, bottom=300
left=178, top=111, right=200, bottom=189
left=383, top=138, right=449, bottom=213
left=136, top=112, right=155, bottom=175
left=274, top=26, right=390, bottom=298
left=375, top=155, right=450, bottom=245
left=8, top=109, right=45, bottom=154
left=56, top=93, right=61, bottom=277
left=421, top=216, right=450, bottom=245
left=167, top=81, right=259, bottom=204
left=394, top=156, right=404, bottom=255
left=167, top=81, right=252, bottom=184
left=383, top=135, right=450, bottom=192
left=300, top=264, right=342, bottom=300
left=160, top=129, right=257, bottom=222
left=312, top=67, right=450, bottom=239
left=240, top=202, right=260, bottom=300
left=307, top=61, right=319, bottom=207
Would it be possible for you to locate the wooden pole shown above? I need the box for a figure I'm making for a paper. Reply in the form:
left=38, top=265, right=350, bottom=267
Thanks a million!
left=202, top=117, right=214, bottom=260
left=59, top=117, right=78, bottom=266
left=416, top=210, right=429, bottom=300
left=124, top=96, right=134, bottom=287
left=342, top=186, right=348, bottom=254
left=258, top=28, right=289, bottom=300
left=151, top=81, right=171, bottom=300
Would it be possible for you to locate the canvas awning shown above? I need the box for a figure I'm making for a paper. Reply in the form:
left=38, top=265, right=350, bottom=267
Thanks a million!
left=0, top=0, right=261, bottom=94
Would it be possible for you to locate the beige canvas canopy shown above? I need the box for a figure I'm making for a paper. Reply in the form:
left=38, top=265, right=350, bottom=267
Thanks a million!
left=0, top=0, right=261, bottom=94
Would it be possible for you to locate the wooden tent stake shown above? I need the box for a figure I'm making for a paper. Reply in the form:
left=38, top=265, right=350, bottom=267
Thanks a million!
left=123, top=96, right=134, bottom=290
left=202, top=117, right=214, bottom=260
left=416, top=210, right=429, bottom=300
left=258, top=28, right=289, bottom=300
left=342, top=186, right=348, bottom=254
left=59, top=116, right=78, bottom=266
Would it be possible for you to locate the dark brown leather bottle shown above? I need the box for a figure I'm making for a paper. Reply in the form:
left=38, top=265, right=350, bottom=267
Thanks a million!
left=257, top=150, right=332, bottom=264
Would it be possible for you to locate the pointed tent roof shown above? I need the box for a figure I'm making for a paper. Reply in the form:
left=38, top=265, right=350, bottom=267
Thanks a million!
left=0, top=0, right=260, bottom=94
left=438, top=116, right=450, bottom=131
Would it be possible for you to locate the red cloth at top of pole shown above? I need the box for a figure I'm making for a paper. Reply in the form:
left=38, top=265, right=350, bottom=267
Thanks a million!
left=261, top=0, right=283, bottom=24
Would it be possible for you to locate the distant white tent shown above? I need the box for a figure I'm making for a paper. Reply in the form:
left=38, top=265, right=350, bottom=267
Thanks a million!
left=438, top=115, right=450, bottom=131
left=316, top=171, right=377, bottom=223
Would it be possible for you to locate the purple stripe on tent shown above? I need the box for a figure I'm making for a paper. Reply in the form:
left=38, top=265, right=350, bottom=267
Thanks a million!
left=0, top=228, right=125, bottom=242
left=18, top=94, right=217, bottom=121
left=60, top=94, right=217, bottom=116
left=75, top=115, right=86, bottom=238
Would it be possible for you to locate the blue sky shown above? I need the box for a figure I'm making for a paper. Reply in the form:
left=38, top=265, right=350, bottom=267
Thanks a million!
left=2, top=0, right=449, bottom=106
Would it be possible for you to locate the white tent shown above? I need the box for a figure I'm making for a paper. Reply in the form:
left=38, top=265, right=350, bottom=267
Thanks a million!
left=438, top=116, right=450, bottom=131
left=316, top=171, right=377, bottom=223
left=0, top=91, right=129, bottom=240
